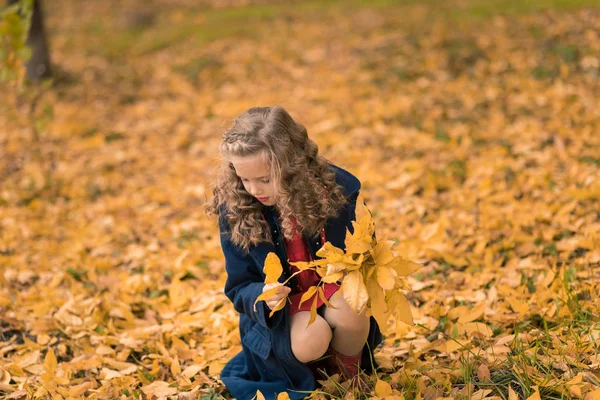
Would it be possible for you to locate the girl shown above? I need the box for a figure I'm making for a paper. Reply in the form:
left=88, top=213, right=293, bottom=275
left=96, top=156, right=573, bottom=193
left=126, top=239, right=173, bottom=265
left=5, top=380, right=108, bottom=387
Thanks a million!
left=207, top=106, right=382, bottom=400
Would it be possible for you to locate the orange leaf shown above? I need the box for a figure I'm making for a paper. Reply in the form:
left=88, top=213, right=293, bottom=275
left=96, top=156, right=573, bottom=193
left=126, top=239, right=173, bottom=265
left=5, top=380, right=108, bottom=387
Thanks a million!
left=317, top=286, right=337, bottom=309
left=298, top=286, right=318, bottom=308
left=457, top=303, right=485, bottom=324
left=375, top=379, right=393, bottom=397
left=307, top=295, right=319, bottom=327
left=263, top=252, right=283, bottom=284
left=253, top=286, right=281, bottom=311
left=43, top=348, right=57, bottom=375
left=269, top=297, right=286, bottom=317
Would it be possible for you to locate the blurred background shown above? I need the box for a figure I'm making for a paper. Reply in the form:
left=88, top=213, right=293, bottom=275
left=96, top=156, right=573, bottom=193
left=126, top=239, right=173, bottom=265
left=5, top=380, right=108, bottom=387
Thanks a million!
left=1, top=0, right=599, bottom=398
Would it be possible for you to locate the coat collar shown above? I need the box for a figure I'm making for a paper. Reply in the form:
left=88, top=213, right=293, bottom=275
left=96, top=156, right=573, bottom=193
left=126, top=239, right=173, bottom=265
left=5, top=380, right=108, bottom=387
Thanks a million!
left=329, top=163, right=361, bottom=198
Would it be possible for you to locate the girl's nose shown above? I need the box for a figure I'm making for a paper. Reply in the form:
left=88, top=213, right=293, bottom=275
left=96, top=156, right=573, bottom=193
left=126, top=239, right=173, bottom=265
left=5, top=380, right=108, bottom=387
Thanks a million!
left=248, top=184, right=261, bottom=197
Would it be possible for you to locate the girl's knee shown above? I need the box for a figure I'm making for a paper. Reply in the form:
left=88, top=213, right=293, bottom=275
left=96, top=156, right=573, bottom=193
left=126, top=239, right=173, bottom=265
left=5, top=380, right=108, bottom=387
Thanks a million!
left=291, top=315, right=332, bottom=363
left=326, top=295, right=370, bottom=331
left=341, top=309, right=370, bottom=332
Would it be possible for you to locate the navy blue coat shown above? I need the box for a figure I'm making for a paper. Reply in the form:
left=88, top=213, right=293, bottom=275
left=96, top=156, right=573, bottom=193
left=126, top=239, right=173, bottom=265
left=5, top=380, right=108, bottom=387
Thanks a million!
left=218, top=164, right=383, bottom=400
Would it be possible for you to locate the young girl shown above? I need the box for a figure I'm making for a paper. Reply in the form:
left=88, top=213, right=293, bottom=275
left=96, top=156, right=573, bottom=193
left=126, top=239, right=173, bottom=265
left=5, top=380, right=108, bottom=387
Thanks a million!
left=207, top=106, right=382, bottom=400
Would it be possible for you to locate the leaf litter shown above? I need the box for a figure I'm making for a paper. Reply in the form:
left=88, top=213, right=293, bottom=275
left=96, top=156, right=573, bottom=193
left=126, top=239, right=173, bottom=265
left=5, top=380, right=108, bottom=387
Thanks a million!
left=1, top=0, right=600, bottom=399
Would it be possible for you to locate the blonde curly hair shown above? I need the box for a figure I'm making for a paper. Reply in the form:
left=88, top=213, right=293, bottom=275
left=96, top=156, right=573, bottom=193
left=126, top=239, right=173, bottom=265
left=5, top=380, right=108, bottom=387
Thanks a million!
left=206, top=106, right=348, bottom=252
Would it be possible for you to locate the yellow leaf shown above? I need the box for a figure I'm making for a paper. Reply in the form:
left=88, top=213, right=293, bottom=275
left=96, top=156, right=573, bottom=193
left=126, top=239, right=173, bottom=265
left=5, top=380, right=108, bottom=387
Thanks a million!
left=326, top=263, right=347, bottom=275
left=355, top=193, right=369, bottom=220
left=253, top=286, right=281, bottom=311
left=447, top=305, right=470, bottom=321
left=318, top=286, right=337, bottom=309
left=269, top=297, right=287, bottom=317
left=141, top=381, right=178, bottom=397
left=299, top=286, right=318, bottom=308
left=264, top=252, right=283, bottom=284
left=367, top=277, right=389, bottom=334
left=527, top=386, right=541, bottom=400
left=585, top=389, right=600, bottom=400
left=289, top=260, right=319, bottom=271
left=319, top=263, right=346, bottom=283
left=345, top=225, right=372, bottom=254
left=507, top=297, right=529, bottom=317
left=321, top=272, right=343, bottom=283
left=392, top=292, right=414, bottom=325
left=255, top=390, right=266, bottom=400
left=355, top=193, right=375, bottom=236
left=457, top=302, right=485, bottom=324
left=365, top=264, right=377, bottom=279
left=181, top=365, right=201, bottom=379
left=277, top=392, right=291, bottom=400
left=372, top=240, right=395, bottom=265
left=344, top=198, right=375, bottom=254
left=457, top=322, right=494, bottom=338
left=508, top=387, right=519, bottom=400
left=375, top=379, right=393, bottom=397
left=540, top=269, right=556, bottom=288
left=170, top=355, right=181, bottom=377
left=567, top=373, right=586, bottom=398
left=376, top=266, right=397, bottom=291
left=43, top=348, right=57, bottom=375
left=169, top=278, right=192, bottom=309
left=438, top=338, right=471, bottom=353
left=391, top=258, right=421, bottom=276
left=316, top=242, right=344, bottom=258
left=307, top=295, right=319, bottom=327
left=342, top=270, right=369, bottom=314
left=69, top=382, right=93, bottom=397
left=0, top=367, right=11, bottom=384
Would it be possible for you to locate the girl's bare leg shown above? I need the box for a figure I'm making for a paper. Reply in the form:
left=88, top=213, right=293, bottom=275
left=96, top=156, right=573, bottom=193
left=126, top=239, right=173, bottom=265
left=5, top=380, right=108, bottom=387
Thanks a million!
left=323, top=290, right=370, bottom=355
left=290, top=311, right=333, bottom=363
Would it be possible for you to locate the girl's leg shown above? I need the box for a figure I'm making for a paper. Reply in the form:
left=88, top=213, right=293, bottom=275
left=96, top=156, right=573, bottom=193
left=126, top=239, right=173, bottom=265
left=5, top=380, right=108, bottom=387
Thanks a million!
left=290, top=311, right=333, bottom=363
left=322, top=290, right=370, bottom=356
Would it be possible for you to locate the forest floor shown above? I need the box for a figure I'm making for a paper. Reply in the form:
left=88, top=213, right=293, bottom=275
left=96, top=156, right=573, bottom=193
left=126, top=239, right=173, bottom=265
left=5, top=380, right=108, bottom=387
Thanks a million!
left=1, top=0, right=600, bottom=399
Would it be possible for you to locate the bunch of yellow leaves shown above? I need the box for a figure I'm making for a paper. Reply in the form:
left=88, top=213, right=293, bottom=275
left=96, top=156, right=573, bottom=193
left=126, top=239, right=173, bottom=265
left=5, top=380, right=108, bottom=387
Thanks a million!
left=255, top=194, right=420, bottom=334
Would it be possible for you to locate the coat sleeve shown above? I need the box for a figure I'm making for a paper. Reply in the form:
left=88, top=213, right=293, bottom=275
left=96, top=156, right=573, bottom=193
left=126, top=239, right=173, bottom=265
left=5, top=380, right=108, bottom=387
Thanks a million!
left=218, top=212, right=285, bottom=330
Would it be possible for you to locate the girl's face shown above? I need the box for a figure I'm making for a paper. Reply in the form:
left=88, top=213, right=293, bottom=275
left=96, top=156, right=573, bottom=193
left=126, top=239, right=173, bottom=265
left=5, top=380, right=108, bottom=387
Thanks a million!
left=230, top=153, right=277, bottom=206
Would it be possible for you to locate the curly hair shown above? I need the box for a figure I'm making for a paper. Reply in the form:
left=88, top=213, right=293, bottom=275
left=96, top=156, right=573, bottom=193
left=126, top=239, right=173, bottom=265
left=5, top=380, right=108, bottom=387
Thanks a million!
left=206, top=106, right=348, bottom=253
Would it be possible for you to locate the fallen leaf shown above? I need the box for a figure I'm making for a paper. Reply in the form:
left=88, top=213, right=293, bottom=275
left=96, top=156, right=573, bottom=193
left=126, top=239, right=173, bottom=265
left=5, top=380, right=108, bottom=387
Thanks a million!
left=375, top=379, right=393, bottom=397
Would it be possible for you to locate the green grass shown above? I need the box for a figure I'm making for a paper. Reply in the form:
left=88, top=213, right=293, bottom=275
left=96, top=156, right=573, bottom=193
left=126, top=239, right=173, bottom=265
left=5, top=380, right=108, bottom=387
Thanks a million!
left=352, top=0, right=600, bottom=13
left=89, top=4, right=283, bottom=59
left=84, top=0, right=600, bottom=60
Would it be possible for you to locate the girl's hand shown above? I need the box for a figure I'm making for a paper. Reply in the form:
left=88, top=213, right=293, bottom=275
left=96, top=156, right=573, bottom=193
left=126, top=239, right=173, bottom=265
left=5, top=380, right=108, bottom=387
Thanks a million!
left=262, top=283, right=291, bottom=310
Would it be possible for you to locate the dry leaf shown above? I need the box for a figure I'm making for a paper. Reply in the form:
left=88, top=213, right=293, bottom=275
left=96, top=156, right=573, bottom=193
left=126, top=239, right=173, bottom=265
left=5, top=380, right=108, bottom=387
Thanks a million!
left=2, top=4, right=598, bottom=400
left=141, top=381, right=178, bottom=397
left=375, top=379, right=393, bottom=397
left=477, top=364, right=491, bottom=382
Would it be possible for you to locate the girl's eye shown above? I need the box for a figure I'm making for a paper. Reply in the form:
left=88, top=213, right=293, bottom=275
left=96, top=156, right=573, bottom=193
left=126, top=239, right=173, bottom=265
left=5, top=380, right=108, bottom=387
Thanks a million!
left=260, top=179, right=270, bottom=184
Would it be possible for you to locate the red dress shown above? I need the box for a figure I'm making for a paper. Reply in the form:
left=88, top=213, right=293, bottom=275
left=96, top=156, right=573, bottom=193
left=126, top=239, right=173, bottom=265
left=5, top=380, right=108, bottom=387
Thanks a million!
left=280, top=214, right=340, bottom=315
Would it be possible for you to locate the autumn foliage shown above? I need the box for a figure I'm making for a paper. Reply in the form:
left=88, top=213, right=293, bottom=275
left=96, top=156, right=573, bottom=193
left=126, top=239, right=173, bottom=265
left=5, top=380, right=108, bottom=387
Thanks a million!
left=1, top=0, right=600, bottom=399
left=256, top=194, right=421, bottom=333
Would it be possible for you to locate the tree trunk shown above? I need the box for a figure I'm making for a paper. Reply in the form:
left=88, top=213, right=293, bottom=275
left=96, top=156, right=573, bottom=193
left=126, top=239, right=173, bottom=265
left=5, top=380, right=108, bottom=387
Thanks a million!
left=8, top=0, right=52, bottom=80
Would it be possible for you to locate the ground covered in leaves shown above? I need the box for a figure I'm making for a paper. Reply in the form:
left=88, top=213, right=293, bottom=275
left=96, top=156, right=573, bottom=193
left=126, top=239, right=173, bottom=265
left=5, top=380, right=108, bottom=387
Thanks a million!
left=1, top=0, right=600, bottom=399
